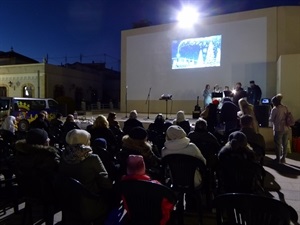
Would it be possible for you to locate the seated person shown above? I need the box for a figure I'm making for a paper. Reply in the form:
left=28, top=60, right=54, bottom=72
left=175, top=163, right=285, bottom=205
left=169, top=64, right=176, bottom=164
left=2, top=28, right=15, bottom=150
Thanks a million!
left=15, top=128, right=60, bottom=199
left=119, top=127, right=160, bottom=176
left=220, top=98, right=239, bottom=135
left=147, top=113, right=166, bottom=152
left=240, top=115, right=266, bottom=164
left=121, top=155, right=174, bottom=225
left=162, top=125, right=206, bottom=187
left=59, top=129, right=113, bottom=222
left=201, top=101, right=219, bottom=133
left=0, top=115, right=17, bottom=145
left=30, top=112, right=49, bottom=132
left=107, top=112, right=124, bottom=148
left=217, top=131, right=264, bottom=194
left=218, top=131, right=255, bottom=162
left=59, top=129, right=113, bottom=194
left=1, top=115, right=17, bottom=135
left=50, top=113, right=64, bottom=130
left=61, top=114, right=80, bottom=145
left=91, top=138, right=119, bottom=181
left=49, top=113, right=64, bottom=146
left=123, top=110, right=144, bottom=135
left=173, top=110, right=191, bottom=135
left=89, top=115, right=118, bottom=155
left=188, top=118, right=221, bottom=169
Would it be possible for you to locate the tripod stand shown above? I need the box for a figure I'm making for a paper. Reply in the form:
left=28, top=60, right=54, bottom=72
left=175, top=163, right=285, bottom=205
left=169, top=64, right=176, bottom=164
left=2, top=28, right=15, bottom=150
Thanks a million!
left=145, top=87, right=151, bottom=119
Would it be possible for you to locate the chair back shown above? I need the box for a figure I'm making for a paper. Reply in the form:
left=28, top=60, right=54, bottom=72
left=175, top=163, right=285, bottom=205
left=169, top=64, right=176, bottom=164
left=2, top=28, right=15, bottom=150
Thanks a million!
left=214, top=193, right=296, bottom=225
left=217, top=158, right=265, bottom=194
left=54, top=175, right=107, bottom=224
left=162, top=154, right=206, bottom=191
left=118, top=180, right=176, bottom=225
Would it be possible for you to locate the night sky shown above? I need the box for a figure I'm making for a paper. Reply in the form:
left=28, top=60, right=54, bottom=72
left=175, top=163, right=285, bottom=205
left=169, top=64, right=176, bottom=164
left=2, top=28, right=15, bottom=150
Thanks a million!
left=0, top=0, right=299, bottom=70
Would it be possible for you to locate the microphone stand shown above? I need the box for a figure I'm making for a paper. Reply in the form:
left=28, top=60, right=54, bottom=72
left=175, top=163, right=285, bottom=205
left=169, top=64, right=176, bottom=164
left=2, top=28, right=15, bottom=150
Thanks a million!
left=145, top=87, right=151, bottom=119
left=125, top=86, right=128, bottom=118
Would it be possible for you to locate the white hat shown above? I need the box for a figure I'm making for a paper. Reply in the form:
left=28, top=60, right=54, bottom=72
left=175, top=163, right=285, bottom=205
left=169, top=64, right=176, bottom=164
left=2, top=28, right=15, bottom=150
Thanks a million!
left=166, top=125, right=186, bottom=140
left=65, top=129, right=91, bottom=146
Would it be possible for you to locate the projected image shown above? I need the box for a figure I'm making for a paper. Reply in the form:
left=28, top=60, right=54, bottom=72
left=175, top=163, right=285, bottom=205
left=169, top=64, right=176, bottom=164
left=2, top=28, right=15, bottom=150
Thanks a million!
left=172, top=35, right=222, bottom=69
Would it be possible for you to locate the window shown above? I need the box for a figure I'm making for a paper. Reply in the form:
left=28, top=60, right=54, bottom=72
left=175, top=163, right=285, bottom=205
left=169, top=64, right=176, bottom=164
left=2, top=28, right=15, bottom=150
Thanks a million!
left=22, top=84, right=34, bottom=97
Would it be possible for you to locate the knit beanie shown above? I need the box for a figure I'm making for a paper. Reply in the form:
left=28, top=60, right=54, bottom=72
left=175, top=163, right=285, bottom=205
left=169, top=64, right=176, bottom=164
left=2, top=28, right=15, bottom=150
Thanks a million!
left=228, top=131, right=248, bottom=149
left=127, top=155, right=146, bottom=175
left=129, top=127, right=148, bottom=140
left=166, top=125, right=186, bottom=140
left=129, top=110, right=138, bottom=119
left=92, top=138, right=107, bottom=149
left=65, top=129, right=91, bottom=146
left=26, top=128, right=49, bottom=145
left=176, top=111, right=185, bottom=123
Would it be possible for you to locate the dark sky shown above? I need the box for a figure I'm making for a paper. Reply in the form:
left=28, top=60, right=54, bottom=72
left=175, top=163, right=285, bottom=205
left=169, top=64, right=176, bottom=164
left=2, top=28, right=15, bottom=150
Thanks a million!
left=0, top=0, right=299, bottom=70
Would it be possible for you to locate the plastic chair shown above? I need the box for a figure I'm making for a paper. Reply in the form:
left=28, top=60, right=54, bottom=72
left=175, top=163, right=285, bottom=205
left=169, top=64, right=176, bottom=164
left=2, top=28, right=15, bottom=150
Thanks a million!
left=0, top=139, right=19, bottom=215
left=217, top=157, right=265, bottom=195
left=54, top=175, right=108, bottom=225
left=162, top=154, right=207, bottom=225
left=214, top=193, right=298, bottom=225
left=0, top=174, right=19, bottom=216
left=117, top=179, right=176, bottom=225
left=16, top=170, right=58, bottom=225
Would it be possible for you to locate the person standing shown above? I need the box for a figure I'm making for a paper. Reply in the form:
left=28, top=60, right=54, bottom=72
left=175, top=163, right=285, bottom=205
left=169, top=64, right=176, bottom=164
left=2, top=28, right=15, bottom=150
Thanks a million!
left=232, top=82, right=247, bottom=106
left=238, top=98, right=259, bottom=133
left=248, top=80, right=262, bottom=105
left=202, top=84, right=212, bottom=108
left=269, top=94, right=290, bottom=164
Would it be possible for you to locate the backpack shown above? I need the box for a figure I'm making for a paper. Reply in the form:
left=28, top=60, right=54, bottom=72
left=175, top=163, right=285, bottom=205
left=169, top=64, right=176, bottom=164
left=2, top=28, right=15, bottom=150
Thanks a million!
left=286, top=108, right=295, bottom=127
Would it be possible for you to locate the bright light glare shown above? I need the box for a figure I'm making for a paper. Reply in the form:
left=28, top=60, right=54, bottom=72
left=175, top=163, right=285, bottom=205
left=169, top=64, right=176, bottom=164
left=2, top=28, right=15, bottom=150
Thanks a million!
left=177, top=6, right=199, bottom=28
left=232, top=89, right=237, bottom=95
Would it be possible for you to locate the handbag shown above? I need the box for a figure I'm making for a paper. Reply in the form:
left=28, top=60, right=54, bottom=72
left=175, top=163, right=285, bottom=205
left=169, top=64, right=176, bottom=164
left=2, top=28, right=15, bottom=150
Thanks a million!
left=286, top=110, right=295, bottom=127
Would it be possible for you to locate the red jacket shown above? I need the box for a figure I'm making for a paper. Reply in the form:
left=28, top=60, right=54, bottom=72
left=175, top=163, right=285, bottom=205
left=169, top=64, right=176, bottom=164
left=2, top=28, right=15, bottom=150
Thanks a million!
left=121, top=174, right=174, bottom=225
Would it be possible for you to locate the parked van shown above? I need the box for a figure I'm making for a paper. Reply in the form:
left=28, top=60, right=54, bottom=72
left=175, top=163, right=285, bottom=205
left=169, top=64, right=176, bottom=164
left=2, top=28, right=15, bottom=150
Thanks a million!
left=0, top=97, right=59, bottom=131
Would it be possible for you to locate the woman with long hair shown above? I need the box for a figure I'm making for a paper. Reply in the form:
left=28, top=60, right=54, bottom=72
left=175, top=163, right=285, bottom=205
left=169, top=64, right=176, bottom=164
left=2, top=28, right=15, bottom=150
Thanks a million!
left=238, top=98, right=259, bottom=133
left=203, top=84, right=212, bottom=108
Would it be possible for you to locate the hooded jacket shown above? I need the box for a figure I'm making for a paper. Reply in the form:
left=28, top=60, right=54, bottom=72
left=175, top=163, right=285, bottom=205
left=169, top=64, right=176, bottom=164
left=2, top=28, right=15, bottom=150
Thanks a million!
left=59, top=144, right=112, bottom=194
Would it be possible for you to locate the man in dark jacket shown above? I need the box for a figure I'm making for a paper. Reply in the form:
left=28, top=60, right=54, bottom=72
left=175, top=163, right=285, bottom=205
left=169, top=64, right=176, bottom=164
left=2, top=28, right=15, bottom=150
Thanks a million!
left=15, top=128, right=60, bottom=200
left=220, top=98, right=239, bottom=135
left=232, top=82, right=247, bottom=106
left=248, top=80, right=262, bottom=105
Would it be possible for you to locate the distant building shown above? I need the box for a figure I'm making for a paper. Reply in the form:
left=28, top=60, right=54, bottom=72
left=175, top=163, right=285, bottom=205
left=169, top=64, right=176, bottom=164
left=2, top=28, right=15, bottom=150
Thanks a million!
left=0, top=49, right=120, bottom=113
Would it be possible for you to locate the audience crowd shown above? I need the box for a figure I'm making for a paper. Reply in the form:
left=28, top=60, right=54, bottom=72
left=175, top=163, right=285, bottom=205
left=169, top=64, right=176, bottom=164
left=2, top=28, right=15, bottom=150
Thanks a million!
left=0, top=91, right=296, bottom=224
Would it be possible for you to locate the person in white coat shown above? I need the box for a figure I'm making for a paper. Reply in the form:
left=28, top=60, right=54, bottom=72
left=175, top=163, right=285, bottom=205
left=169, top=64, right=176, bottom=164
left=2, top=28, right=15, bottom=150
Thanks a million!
left=162, top=125, right=206, bottom=187
left=1, top=115, right=17, bottom=134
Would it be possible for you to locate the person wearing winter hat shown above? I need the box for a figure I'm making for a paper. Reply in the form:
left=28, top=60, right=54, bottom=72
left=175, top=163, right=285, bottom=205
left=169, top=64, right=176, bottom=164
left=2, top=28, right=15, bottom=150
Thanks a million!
left=162, top=125, right=206, bottom=187
left=60, top=129, right=112, bottom=194
left=91, top=138, right=119, bottom=181
left=15, top=128, right=59, bottom=172
left=217, top=131, right=264, bottom=194
left=14, top=128, right=60, bottom=200
left=123, top=155, right=147, bottom=178
left=122, top=109, right=144, bottom=135
left=60, top=129, right=113, bottom=223
left=218, top=131, right=255, bottom=162
left=121, top=155, right=175, bottom=225
left=120, top=127, right=160, bottom=175
left=173, top=110, right=191, bottom=135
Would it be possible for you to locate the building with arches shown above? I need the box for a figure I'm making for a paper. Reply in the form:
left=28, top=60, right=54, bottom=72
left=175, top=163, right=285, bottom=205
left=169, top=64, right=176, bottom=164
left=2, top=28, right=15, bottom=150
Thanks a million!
left=0, top=50, right=120, bottom=113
